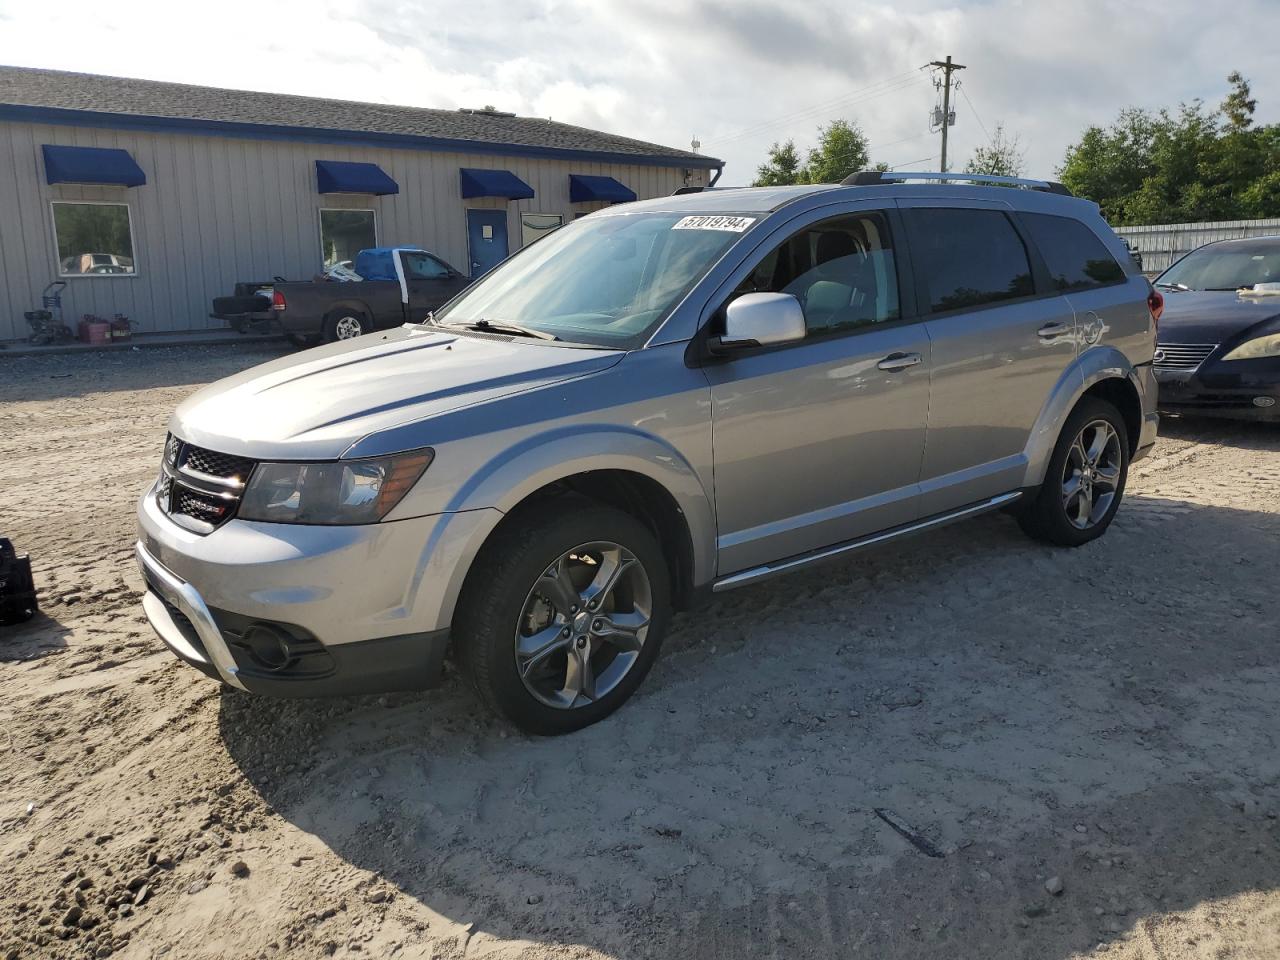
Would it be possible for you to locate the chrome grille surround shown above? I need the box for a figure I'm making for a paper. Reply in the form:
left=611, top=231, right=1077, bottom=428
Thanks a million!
left=1153, top=342, right=1218, bottom=371
left=156, top=434, right=256, bottom=534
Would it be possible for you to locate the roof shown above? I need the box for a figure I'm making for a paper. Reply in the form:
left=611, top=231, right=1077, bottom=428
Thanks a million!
left=0, top=65, right=721, bottom=170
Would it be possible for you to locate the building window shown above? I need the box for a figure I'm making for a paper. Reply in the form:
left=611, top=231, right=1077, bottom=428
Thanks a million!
left=521, top=213, right=563, bottom=248
left=320, top=209, right=376, bottom=268
left=52, top=201, right=136, bottom=277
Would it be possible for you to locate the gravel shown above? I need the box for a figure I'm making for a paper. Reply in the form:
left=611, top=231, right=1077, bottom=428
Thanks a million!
left=1, top=346, right=1279, bottom=959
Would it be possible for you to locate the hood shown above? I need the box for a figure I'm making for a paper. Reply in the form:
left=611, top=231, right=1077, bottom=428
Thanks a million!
left=1157, top=289, right=1280, bottom=343
left=172, top=327, right=623, bottom=460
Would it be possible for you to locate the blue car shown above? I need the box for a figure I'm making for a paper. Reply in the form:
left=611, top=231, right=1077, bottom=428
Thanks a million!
left=1153, top=236, right=1280, bottom=421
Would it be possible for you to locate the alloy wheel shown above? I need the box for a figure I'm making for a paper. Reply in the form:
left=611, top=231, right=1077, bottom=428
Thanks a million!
left=334, top=315, right=363, bottom=339
left=1061, top=419, right=1122, bottom=530
left=514, top=541, right=652, bottom=710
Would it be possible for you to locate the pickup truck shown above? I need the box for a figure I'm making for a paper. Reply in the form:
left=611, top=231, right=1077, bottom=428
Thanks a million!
left=210, top=247, right=471, bottom=344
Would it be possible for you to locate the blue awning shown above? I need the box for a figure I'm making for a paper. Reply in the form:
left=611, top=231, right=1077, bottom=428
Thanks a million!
left=569, top=174, right=636, bottom=204
left=315, top=160, right=399, bottom=195
left=460, top=167, right=534, bottom=200
left=42, top=145, right=146, bottom=187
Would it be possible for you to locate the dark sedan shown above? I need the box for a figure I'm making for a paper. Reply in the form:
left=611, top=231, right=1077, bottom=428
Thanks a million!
left=1152, top=236, right=1280, bottom=421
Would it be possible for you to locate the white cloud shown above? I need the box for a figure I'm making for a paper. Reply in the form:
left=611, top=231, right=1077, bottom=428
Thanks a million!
left=1, top=0, right=1275, bottom=188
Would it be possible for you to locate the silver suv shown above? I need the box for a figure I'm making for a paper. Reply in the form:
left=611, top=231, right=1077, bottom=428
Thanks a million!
left=137, top=172, right=1159, bottom=734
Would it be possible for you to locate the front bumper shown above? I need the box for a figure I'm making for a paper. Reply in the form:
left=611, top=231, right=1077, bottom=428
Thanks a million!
left=1155, top=366, right=1280, bottom=421
left=136, top=488, right=501, bottom=695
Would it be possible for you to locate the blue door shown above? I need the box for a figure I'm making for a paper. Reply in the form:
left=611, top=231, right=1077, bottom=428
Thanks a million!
left=466, top=209, right=510, bottom=278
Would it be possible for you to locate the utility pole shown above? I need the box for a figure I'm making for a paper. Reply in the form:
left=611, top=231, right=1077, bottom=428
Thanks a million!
left=928, top=55, right=965, bottom=172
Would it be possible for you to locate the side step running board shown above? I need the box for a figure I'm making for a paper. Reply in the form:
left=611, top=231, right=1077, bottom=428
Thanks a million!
left=711, top=492, right=1023, bottom=592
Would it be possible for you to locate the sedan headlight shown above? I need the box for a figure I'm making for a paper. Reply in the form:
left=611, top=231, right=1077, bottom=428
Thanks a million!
left=238, top=449, right=433, bottom=525
left=1222, top=333, right=1280, bottom=361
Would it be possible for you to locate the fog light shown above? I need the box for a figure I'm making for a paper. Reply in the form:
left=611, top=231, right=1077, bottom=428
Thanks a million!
left=1253, top=396, right=1277, bottom=408
left=241, top=623, right=294, bottom=671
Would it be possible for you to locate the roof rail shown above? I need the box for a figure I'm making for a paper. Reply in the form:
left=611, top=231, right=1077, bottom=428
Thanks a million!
left=842, top=170, right=1073, bottom=196
left=671, top=185, right=706, bottom=195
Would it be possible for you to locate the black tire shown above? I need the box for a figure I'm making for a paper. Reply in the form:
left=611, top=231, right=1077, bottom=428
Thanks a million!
left=322, top=309, right=368, bottom=343
left=454, top=503, right=672, bottom=735
left=1018, top=397, right=1130, bottom=547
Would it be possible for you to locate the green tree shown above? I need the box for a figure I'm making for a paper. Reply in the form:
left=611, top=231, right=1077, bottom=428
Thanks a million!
left=1223, top=71, right=1256, bottom=131
left=804, top=119, right=870, bottom=184
left=964, top=124, right=1026, bottom=178
left=1059, top=72, right=1280, bottom=225
left=753, top=139, right=805, bottom=186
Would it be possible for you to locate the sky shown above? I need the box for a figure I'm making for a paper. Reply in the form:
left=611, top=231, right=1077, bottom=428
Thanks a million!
left=2, top=0, right=1277, bottom=185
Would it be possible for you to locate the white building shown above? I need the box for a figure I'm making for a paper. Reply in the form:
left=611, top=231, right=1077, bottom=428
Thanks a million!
left=0, top=66, right=722, bottom=341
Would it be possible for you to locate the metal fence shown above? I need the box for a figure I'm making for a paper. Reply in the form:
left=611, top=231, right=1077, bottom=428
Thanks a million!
left=1113, top=218, right=1280, bottom=274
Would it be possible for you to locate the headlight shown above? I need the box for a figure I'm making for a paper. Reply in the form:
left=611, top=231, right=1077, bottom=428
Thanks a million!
left=1222, top=333, right=1280, bottom=361
left=238, top=449, right=433, bottom=525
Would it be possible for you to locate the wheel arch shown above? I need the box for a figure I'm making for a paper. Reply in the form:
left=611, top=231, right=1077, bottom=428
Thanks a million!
left=1022, top=346, right=1145, bottom=488
left=401, top=427, right=716, bottom=632
left=477, top=468, right=700, bottom=611
left=322, top=301, right=374, bottom=327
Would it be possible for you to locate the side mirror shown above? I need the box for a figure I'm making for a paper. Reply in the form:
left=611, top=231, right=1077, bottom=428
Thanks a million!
left=710, top=292, right=806, bottom=354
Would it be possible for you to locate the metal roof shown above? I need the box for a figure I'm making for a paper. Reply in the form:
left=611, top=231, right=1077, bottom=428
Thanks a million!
left=0, top=65, right=721, bottom=169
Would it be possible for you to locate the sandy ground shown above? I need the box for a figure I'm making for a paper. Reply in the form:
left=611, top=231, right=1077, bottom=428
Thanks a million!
left=0, top=344, right=1278, bottom=960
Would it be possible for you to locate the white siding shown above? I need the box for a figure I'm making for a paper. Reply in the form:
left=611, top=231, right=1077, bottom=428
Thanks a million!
left=0, top=121, right=709, bottom=340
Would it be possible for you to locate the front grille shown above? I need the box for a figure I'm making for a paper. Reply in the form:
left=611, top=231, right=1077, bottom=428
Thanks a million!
left=182, top=446, right=255, bottom=481
left=156, top=434, right=256, bottom=534
left=1154, top=342, right=1218, bottom=370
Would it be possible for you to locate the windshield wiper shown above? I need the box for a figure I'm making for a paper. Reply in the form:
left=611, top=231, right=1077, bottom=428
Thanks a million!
left=456, top=318, right=559, bottom=341
left=1155, top=281, right=1190, bottom=291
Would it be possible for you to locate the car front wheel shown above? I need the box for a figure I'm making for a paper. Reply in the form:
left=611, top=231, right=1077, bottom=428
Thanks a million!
left=1018, top=397, right=1130, bottom=547
left=455, top=504, right=671, bottom=735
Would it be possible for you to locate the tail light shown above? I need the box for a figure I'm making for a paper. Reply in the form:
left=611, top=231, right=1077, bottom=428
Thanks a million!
left=1147, top=287, right=1163, bottom=328
left=271, top=290, right=287, bottom=312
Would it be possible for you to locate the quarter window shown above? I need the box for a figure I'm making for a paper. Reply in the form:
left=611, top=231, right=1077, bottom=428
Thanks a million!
left=52, top=202, right=136, bottom=277
left=730, top=212, right=900, bottom=336
left=320, top=209, right=376, bottom=268
left=907, top=208, right=1033, bottom=313
left=1021, top=212, right=1126, bottom=290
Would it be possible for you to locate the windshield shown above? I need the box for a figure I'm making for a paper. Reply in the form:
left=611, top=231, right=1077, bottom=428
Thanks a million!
left=1158, top=240, right=1280, bottom=291
left=435, top=211, right=753, bottom=347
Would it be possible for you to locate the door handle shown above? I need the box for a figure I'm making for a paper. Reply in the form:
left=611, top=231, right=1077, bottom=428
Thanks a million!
left=1037, top=321, right=1071, bottom=339
left=877, top=352, right=922, bottom=372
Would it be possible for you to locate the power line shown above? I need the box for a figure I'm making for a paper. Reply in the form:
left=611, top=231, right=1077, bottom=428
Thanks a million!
left=883, top=154, right=937, bottom=171
left=713, top=73, right=929, bottom=146
left=712, top=69, right=920, bottom=143
left=957, top=83, right=991, bottom=143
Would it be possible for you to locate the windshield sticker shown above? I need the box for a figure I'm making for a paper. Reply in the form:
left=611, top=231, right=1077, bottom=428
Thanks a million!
left=672, top=215, right=757, bottom=233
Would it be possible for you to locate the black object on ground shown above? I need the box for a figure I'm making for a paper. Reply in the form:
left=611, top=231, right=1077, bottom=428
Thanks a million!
left=0, top=538, right=38, bottom=625
left=874, top=807, right=946, bottom=858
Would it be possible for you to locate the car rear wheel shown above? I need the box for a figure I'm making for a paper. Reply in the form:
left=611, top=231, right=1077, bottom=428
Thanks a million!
left=323, top=310, right=367, bottom=342
left=454, top=504, right=671, bottom=735
left=1018, top=397, right=1130, bottom=547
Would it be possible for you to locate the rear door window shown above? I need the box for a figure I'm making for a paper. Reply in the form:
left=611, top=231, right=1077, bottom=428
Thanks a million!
left=1021, top=213, right=1125, bottom=290
left=906, top=208, right=1034, bottom=313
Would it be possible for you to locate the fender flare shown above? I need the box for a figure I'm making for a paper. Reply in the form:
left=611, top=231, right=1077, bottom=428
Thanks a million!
left=1022, top=346, right=1142, bottom=488
left=446, top=424, right=716, bottom=583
